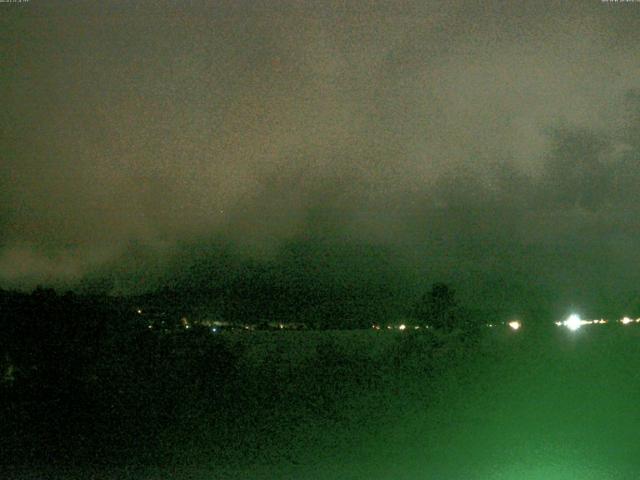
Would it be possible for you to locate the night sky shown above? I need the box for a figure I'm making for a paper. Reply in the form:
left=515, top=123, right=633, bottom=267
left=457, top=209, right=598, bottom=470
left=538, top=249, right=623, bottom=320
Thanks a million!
left=2, top=1, right=640, bottom=321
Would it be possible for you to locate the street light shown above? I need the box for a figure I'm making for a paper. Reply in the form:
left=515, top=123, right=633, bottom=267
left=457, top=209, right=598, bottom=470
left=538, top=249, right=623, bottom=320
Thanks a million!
left=508, top=320, right=521, bottom=331
left=565, top=314, right=582, bottom=331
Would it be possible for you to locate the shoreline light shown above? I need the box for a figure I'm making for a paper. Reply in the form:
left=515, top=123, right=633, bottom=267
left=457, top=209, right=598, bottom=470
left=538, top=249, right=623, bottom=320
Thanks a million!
left=565, top=314, right=583, bottom=331
left=508, top=320, right=521, bottom=331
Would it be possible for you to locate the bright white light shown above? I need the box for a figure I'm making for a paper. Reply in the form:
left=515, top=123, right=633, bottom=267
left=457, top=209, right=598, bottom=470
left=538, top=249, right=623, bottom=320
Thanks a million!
left=398, top=324, right=406, bottom=331
left=555, top=321, right=562, bottom=327
left=621, top=317, right=633, bottom=325
left=508, top=320, right=521, bottom=331
left=565, top=314, right=582, bottom=331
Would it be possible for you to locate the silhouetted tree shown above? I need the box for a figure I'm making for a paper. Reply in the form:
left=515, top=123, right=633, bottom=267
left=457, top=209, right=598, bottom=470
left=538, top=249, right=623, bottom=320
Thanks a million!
left=415, top=283, right=459, bottom=332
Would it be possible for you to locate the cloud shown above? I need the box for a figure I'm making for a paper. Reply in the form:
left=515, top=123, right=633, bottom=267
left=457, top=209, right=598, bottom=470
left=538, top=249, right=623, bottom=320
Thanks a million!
left=1, top=0, right=640, bottom=317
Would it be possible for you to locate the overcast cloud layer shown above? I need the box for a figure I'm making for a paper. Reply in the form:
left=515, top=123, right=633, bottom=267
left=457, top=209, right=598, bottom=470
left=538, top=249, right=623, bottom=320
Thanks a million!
left=2, top=1, right=640, bottom=317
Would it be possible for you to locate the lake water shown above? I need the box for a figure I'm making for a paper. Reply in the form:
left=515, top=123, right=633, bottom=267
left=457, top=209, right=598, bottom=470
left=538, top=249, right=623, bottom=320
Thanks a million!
left=6, top=325, right=640, bottom=479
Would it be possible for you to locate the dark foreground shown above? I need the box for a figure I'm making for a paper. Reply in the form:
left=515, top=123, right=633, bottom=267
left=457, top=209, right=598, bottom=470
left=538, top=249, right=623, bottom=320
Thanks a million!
left=3, top=325, right=640, bottom=479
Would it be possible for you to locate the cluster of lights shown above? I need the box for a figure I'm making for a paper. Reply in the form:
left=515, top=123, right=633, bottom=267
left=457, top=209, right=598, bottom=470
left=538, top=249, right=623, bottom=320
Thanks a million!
left=556, top=314, right=640, bottom=330
left=373, top=322, right=524, bottom=332
left=373, top=324, right=425, bottom=331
